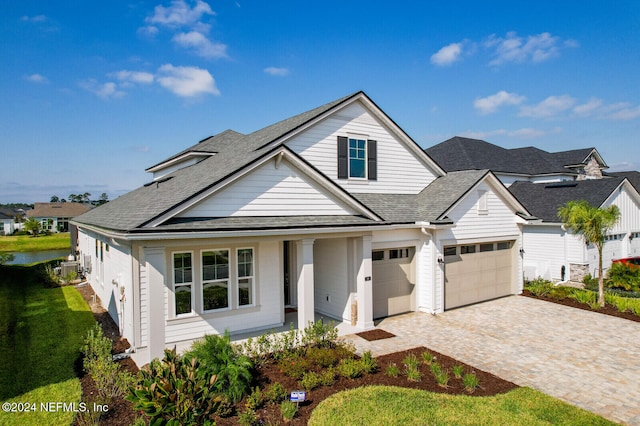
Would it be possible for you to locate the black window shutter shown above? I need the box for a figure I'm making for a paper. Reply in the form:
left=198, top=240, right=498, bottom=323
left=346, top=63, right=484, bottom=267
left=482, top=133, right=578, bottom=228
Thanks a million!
left=367, top=139, right=377, bottom=180
left=337, top=136, right=348, bottom=179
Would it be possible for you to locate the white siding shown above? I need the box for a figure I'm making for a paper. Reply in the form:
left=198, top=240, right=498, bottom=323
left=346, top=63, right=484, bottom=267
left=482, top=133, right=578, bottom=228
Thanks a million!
left=178, top=159, right=354, bottom=218
left=522, top=225, right=565, bottom=280
left=604, top=185, right=640, bottom=235
left=76, top=229, right=135, bottom=343
left=162, top=240, right=282, bottom=346
left=313, top=238, right=350, bottom=321
left=139, top=259, right=148, bottom=347
left=286, top=101, right=438, bottom=194
left=439, top=182, right=520, bottom=241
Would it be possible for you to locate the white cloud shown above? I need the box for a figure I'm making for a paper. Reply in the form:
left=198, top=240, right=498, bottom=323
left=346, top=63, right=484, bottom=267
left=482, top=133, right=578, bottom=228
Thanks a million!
left=487, top=32, right=564, bottom=66
left=172, top=31, right=227, bottom=59
left=607, top=105, right=640, bottom=120
left=474, top=91, right=526, bottom=115
left=518, top=95, right=576, bottom=118
left=21, top=15, right=47, bottom=23
left=430, top=42, right=464, bottom=66
left=573, top=98, right=603, bottom=116
left=147, top=0, right=214, bottom=27
left=264, top=67, right=290, bottom=76
left=461, top=126, right=560, bottom=140
left=25, top=73, right=49, bottom=84
left=156, top=64, right=219, bottom=97
left=137, top=25, right=159, bottom=38
left=110, top=70, right=155, bottom=84
left=79, top=79, right=126, bottom=99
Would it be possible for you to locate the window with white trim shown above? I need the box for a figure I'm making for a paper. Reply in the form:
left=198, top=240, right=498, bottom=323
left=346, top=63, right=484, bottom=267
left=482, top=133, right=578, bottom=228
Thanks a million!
left=349, top=138, right=367, bottom=178
left=477, top=190, right=488, bottom=215
left=202, top=250, right=229, bottom=311
left=173, top=252, right=193, bottom=316
left=237, top=248, right=254, bottom=306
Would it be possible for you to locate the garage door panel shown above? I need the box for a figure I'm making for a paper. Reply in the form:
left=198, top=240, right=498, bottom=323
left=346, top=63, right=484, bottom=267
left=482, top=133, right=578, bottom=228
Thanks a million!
left=373, top=248, right=415, bottom=319
left=445, top=241, right=515, bottom=310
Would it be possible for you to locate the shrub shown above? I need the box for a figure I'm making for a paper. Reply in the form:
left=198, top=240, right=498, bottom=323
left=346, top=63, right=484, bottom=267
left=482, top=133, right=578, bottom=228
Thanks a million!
left=280, top=400, right=298, bottom=421
left=405, top=366, right=421, bottom=382
left=81, top=324, right=134, bottom=401
left=127, top=348, right=221, bottom=426
left=266, top=382, right=288, bottom=404
left=452, top=364, right=464, bottom=379
left=320, top=367, right=337, bottom=386
left=435, top=370, right=450, bottom=387
left=186, top=332, right=253, bottom=403
left=245, top=386, right=265, bottom=410
left=360, top=351, right=378, bottom=374
left=568, top=289, right=596, bottom=306
left=300, top=371, right=322, bottom=390
left=402, top=353, right=420, bottom=370
left=524, top=277, right=555, bottom=296
left=337, top=358, right=364, bottom=379
left=278, top=354, right=314, bottom=380
left=0, top=253, right=14, bottom=265
left=429, top=362, right=442, bottom=377
left=305, top=345, right=339, bottom=367
left=463, top=372, right=480, bottom=393
left=606, top=262, right=640, bottom=292
left=301, top=319, right=338, bottom=349
left=583, top=273, right=598, bottom=287
left=385, top=362, right=400, bottom=378
left=421, top=351, right=435, bottom=365
left=238, top=408, right=258, bottom=426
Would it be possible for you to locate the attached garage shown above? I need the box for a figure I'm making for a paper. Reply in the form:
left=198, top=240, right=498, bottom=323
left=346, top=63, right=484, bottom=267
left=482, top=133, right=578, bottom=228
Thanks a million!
left=602, top=234, right=625, bottom=265
left=630, top=232, right=640, bottom=257
left=372, top=247, right=415, bottom=319
left=444, top=241, right=515, bottom=310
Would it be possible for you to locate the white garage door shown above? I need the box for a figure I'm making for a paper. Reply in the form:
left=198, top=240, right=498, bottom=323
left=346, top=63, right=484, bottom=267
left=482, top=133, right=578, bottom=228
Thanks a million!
left=630, top=232, right=640, bottom=257
left=372, top=247, right=415, bottom=319
left=444, top=241, right=515, bottom=310
left=603, top=234, right=625, bottom=265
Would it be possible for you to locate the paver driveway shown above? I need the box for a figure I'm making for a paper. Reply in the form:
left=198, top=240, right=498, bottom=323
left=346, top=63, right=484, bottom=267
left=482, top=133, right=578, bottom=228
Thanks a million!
left=343, top=296, right=640, bottom=425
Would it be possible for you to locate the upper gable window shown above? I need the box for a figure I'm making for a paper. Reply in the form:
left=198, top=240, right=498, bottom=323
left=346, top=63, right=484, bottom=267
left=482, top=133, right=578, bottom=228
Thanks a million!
left=337, top=136, right=377, bottom=180
left=349, top=138, right=367, bottom=178
left=477, top=190, right=488, bottom=215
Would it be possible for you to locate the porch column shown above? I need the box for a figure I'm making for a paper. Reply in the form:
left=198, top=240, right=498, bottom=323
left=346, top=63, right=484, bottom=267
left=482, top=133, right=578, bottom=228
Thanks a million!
left=145, top=247, right=166, bottom=362
left=356, top=235, right=374, bottom=329
left=296, top=238, right=315, bottom=329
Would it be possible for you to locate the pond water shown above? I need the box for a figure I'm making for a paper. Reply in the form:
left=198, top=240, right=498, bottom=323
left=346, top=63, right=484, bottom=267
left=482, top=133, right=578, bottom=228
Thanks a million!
left=5, top=249, right=71, bottom=265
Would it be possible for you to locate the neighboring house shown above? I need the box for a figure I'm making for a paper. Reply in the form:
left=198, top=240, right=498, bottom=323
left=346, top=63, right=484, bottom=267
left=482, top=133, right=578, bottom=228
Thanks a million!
left=72, top=92, right=533, bottom=366
left=27, top=202, right=92, bottom=233
left=426, top=137, right=640, bottom=281
left=426, top=136, right=607, bottom=186
left=0, top=209, right=17, bottom=235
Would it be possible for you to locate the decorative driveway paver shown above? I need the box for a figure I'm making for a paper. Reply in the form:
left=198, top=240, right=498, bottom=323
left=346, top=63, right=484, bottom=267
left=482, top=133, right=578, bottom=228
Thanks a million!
left=343, top=296, right=640, bottom=425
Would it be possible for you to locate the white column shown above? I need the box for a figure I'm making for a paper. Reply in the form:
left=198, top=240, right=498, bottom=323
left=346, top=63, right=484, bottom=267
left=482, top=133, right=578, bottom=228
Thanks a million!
left=356, top=235, right=374, bottom=329
left=296, top=238, right=315, bottom=329
left=144, top=247, right=166, bottom=363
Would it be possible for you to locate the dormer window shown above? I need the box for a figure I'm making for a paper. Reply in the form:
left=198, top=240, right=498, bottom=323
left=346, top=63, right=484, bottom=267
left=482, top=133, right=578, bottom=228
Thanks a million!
left=337, top=136, right=377, bottom=180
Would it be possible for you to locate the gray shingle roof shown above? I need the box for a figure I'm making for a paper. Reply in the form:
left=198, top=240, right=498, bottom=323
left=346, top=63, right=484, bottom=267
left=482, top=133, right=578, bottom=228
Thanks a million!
left=426, top=136, right=597, bottom=176
left=610, top=171, right=640, bottom=193
left=508, top=178, right=625, bottom=222
left=74, top=92, right=366, bottom=232
left=354, top=170, right=491, bottom=223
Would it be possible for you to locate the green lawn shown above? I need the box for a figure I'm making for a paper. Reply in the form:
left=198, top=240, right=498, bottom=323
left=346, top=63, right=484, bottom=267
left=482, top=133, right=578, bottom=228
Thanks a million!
left=0, top=233, right=71, bottom=253
left=0, top=263, right=96, bottom=426
left=309, top=386, right=616, bottom=426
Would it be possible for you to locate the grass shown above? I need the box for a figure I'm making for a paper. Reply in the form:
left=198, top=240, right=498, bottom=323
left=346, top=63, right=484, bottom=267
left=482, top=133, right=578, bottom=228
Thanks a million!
left=309, top=386, right=616, bottom=426
left=0, top=233, right=71, bottom=253
left=0, top=263, right=96, bottom=425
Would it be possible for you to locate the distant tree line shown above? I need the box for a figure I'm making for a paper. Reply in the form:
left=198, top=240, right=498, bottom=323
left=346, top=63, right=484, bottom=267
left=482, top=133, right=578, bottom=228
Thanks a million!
left=50, top=192, right=109, bottom=206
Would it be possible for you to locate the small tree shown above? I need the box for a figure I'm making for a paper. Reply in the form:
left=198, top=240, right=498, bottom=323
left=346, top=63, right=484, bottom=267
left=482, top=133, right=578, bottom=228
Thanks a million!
left=558, top=200, right=620, bottom=307
left=23, top=217, right=42, bottom=237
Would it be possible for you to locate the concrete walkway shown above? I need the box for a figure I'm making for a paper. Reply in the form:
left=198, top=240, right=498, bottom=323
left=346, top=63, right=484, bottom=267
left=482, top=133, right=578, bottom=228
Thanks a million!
left=342, top=296, right=640, bottom=425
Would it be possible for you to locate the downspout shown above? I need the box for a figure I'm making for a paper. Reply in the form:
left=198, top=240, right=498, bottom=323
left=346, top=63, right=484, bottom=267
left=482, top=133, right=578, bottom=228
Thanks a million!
left=421, top=227, right=437, bottom=315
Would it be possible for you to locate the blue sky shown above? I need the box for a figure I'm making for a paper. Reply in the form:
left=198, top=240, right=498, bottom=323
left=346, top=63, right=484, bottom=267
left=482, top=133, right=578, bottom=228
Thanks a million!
left=1, top=0, right=639, bottom=203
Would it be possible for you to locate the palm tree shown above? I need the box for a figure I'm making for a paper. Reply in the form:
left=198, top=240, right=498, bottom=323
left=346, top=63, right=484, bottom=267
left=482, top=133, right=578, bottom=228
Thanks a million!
left=23, top=217, right=42, bottom=237
left=558, top=200, right=620, bottom=307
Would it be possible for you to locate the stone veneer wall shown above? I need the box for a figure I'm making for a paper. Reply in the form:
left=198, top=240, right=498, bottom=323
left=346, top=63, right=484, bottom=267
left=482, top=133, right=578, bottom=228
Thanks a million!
left=570, top=263, right=590, bottom=282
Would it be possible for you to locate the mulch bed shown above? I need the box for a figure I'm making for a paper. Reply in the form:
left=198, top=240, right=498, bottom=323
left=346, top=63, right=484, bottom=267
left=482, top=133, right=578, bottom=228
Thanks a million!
left=521, top=290, right=640, bottom=323
left=355, top=328, right=396, bottom=341
left=73, top=283, right=142, bottom=426
left=73, top=283, right=518, bottom=425
left=216, top=347, right=517, bottom=425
